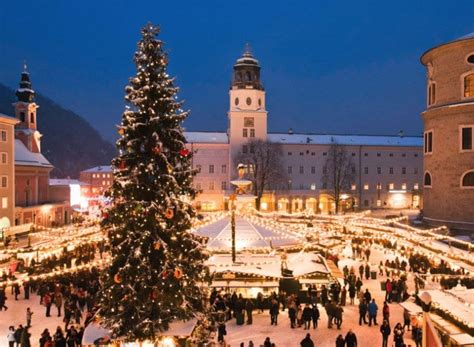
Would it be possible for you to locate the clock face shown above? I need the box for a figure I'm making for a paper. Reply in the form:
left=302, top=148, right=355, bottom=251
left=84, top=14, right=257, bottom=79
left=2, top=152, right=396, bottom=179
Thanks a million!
left=235, top=97, right=239, bottom=106
left=246, top=97, right=252, bottom=106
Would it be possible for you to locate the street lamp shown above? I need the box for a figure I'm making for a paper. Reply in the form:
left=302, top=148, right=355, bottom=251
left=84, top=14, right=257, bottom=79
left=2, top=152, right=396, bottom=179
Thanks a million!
left=419, top=291, right=432, bottom=347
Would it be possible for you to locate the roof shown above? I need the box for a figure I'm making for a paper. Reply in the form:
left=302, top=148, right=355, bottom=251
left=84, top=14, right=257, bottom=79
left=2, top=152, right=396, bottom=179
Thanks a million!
left=15, top=139, right=53, bottom=168
left=0, top=113, right=19, bottom=125
left=49, top=179, right=88, bottom=186
left=81, top=165, right=112, bottom=173
left=185, top=131, right=228, bottom=144
left=421, top=32, right=474, bottom=63
left=267, top=133, right=423, bottom=147
left=184, top=131, right=422, bottom=147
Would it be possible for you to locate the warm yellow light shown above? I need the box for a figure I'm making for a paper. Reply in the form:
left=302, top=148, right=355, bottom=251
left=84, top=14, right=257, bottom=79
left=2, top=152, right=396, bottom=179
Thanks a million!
left=159, top=337, right=176, bottom=347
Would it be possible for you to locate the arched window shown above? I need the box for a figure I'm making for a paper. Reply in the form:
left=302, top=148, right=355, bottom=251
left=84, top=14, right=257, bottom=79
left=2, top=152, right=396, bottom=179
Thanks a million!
left=30, top=113, right=35, bottom=123
left=461, top=170, right=474, bottom=188
left=245, top=71, right=252, bottom=82
left=20, top=112, right=25, bottom=122
left=428, top=82, right=436, bottom=105
left=424, top=172, right=432, bottom=187
left=463, top=73, right=474, bottom=98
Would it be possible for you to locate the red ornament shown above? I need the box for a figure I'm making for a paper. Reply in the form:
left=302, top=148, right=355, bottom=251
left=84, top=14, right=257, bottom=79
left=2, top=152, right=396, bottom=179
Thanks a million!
left=102, top=212, right=109, bottom=220
left=153, top=146, right=161, bottom=154
left=179, top=148, right=190, bottom=156
left=119, top=160, right=126, bottom=170
left=162, top=270, right=169, bottom=279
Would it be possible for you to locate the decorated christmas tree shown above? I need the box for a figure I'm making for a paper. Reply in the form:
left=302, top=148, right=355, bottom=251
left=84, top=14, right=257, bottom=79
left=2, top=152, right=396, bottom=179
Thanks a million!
left=98, top=23, right=208, bottom=341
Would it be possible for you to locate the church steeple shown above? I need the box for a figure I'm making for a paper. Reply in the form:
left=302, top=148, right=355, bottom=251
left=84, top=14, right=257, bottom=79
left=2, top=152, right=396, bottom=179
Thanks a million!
left=13, top=64, right=41, bottom=153
left=16, top=63, right=35, bottom=103
left=231, top=43, right=264, bottom=91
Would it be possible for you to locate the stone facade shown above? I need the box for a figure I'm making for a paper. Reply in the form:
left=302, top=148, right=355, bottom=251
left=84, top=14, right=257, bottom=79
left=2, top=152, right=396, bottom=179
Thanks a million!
left=421, top=33, right=474, bottom=230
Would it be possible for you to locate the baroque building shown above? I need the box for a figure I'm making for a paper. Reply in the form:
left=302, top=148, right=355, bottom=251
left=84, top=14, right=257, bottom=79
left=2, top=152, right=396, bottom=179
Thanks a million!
left=421, top=33, right=474, bottom=230
left=186, top=47, right=423, bottom=213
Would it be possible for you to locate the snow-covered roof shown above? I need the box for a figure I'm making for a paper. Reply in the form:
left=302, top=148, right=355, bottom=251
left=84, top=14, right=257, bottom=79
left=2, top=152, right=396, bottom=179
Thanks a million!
left=15, top=139, right=53, bottom=168
left=49, top=179, right=87, bottom=186
left=185, top=131, right=228, bottom=144
left=268, top=133, right=423, bottom=147
left=194, top=216, right=299, bottom=249
left=81, top=165, right=112, bottom=173
left=0, top=113, right=19, bottom=123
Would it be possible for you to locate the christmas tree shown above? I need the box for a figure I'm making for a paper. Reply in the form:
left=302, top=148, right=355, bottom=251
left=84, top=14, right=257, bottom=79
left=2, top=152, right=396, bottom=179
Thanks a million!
left=98, top=23, right=208, bottom=341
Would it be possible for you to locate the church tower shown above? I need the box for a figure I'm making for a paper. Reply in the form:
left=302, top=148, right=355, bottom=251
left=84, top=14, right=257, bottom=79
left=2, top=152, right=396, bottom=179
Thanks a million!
left=228, top=45, right=267, bottom=174
left=13, top=65, right=42, bottom=153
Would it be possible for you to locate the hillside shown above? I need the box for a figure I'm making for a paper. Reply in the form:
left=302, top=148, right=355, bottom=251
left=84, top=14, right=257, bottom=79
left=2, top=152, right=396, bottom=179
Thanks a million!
left=0, top=83, right=116, bottom=178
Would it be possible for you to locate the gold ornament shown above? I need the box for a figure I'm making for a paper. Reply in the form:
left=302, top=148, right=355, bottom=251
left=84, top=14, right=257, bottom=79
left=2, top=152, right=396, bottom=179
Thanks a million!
left=154, top=241, right=162, bottom=250
left=114, top=274, right=122, bottom=284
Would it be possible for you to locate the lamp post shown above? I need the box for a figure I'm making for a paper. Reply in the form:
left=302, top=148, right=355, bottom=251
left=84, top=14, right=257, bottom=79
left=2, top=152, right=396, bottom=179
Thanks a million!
left=419, top=291, right=432, bottom=347
left=229, top=194, right=236, bottom=263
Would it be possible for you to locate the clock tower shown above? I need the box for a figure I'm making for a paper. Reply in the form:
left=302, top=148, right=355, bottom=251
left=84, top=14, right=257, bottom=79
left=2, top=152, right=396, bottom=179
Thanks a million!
left=228, top=44, right=268, bottom=175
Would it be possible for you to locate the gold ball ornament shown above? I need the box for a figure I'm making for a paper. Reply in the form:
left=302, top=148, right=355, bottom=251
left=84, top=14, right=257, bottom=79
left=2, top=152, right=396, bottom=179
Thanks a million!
left=154, top=241, right=162, bottom=250
left=114, top=274, right=122, bottom=284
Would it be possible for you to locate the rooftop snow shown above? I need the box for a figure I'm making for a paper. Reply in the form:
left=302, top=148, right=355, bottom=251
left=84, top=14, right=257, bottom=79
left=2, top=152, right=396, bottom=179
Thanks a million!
left=49, top=178, right=87, bottom=186
left=268, top=133, right=423, bottom=147
left=185, top=131, right=228, bottom=144
left=15, top=139, right=53, bottom=168
left=81, top=165, right=112, bottom=173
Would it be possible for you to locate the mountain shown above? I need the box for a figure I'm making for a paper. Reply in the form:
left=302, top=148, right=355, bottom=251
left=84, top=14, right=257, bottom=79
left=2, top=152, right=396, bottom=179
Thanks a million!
left=0, top=83, right=116, bottom=178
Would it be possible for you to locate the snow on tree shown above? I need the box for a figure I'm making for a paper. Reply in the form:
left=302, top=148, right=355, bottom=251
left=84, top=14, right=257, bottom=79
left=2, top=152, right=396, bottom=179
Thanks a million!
left=98, top=23, right=208, bottom=341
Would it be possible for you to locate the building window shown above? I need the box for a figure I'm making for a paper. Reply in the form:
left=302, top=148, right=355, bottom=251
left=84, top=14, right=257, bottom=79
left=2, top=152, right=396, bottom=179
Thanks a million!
left=364, top=200, right=369, bottom=207
left=234, top=97, right=239, bottom=106
left=0, top=152, right=6, bottom=164
left=242, top=145, right=248, bottom=154
left=364, top=167, right=368, bottom=174
left=299, top=183, right=304, bottom=189
left=209, top=182, right=214, bottom=190
left=428, top=82, right=436, bottom=105
left=299, top=152, right=303, bottom=156
left=1, top=197, right=7, bottom=209
left=377, top=153, right=381, bottom=157
left=351, top=184, right=356, bottom=191
left=401, top=183, right=407, bottom=190
left=461, top=170, right=474, bottom=188
left=463, top=73, right=474, bottom=98
left=414, top=168, right=418, bottom=175
left=468, top=54, right=474, bottom=64
left=351, top=166, right=356, bottom=175
left=414, top=153, right=418, bottom=157
left=243, top=128, right=248, bottom=137
left=352, top=153, right=356, bottom=157
left=310, top=183, right=316, bottom=190
left=414, top=183, right=419, bottom=190
left=461, top=126, right=473, bottom=151
left=323, top=152, right=327, bottom=156
left=249, top=144, right=255, bottom=154
left=0, top=130, right=6, bottom=142
left=364, top=184, right=369, bottom=190
left=246, top=97, right=252, bottom=105
left=20, top=112, right=25, bottom=122
left=389, top=153, right=393, bottom=157
left=299, top=166, right=304, bottom=174
left=221, top=181, right=227, bottom=190
left=221, top=164, right=227, bottom=174
left=377, top=167, right=381, bottom=174
left=250, top=129, right=255, bottom=138
left=424, top=130, right=433, bottom=154
left=1, top=176, right=7, bottom=188
left=402, top=167, right=406, bottom=175
left=30, top=113, right=35, bottom=123
left=402, top=153, right=406, bottom=157
left=103, top=174, right=106, bottom=178
left=389, top=167, right=394, bottom=174
left=288, top=152, right=292, bottom=156
left=244, top=117, right=254, bottom=127
left=288, top=166, right=292, bottom=174
left=424, top=172, right=432, bottom=187
left=209, top=165, right=214, bottom=174
left=311, top=166, right=316, bottom=174
left=364, top=153, right=368, bottom=157
left=311, top=152, right=315, bottom=156
left=196, top=165, right=202, bottom=173
left=389, top=183, right=394, bottom=190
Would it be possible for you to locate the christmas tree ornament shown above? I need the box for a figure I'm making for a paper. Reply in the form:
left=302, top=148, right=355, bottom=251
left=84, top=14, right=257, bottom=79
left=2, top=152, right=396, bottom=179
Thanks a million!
left=117, top=127, right=125, bottom=136
left=164, top=208, right=174, bottom=219
left=153, top=241, right=162, bottom=250
left=167, top=164, right=173, bottom=173
left=174, top=267, right=183, bottom=279
left=152, top=146, right=161, bottom=154
left=162, top=270, right=169, bottom=279
left=114, top=274, right=122, bottom=284
left=119, top=160, right=126, bottom=170
left=179, top=148, right=190, bottom=156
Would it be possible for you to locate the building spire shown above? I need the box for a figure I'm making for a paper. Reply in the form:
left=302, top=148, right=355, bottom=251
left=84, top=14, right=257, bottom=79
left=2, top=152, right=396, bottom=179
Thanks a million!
left=16, top=63, right=35, bottom=103
left=243, top=42, right=253, bottom=57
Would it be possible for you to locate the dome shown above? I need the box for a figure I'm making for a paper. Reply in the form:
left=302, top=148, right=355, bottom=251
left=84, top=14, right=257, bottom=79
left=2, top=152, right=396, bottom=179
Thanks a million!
left=421, top=32, right=474, bottom=64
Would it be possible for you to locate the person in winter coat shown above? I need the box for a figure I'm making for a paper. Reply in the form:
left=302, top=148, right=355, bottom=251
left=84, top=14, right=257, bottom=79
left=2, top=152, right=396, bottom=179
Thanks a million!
left=39, top=329, right=51, bottom=347
left=334, top=305, right=343, bottom=329
left=55, top=292, right=63, bottom=317
left=302, top=304, right=313, bottom=329
left=349, top=284, right=356, bottom=305
left=300, top=333, right=314, bottom=347
left=26, top=308, right=33, bottom=327
left=217, top=321, right=226, bottom=344
left=270, top=298, right=279, bottom=325
left=335, top=334, right=345, bottom=347
left=358, top=300, right=368, bottom=325
left=288, top=302, right=296, bottom=328
left=7, top=326, right=16, bottom=347
left=393, top=322, right=404, bottom=347
left=311, top=305, right=320, bottom=329
left=256, top=292, right=264, bottom=313
left=20, top=327, right=31, bottom=347
left=296, top=304, right=303, bottom=327
left=402, top=309, right=411, bottom=331
left=380, top=320, right=391, bottom=347
left=54, top=326, right=66, bottom=347
left=382, top=301, right=390, bottom=323
left=385, top=279, right=392, bottom=302
left=368, top=299, right=378, bottom=326
left=364, top=289, right=372, bottom=303
left=245, top=299, right=254, bottom=325
left=14, top=325, right=23, bottom=347
left=345, top=329, right=358, bottom=347
left=263, top=337, right=272, bottom=347
left=43, top=293, right=52, bottom=317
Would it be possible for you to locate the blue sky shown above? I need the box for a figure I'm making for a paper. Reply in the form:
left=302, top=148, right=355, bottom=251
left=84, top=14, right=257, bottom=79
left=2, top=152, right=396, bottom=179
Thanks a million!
left=1, top=0, right=473, bottom=141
